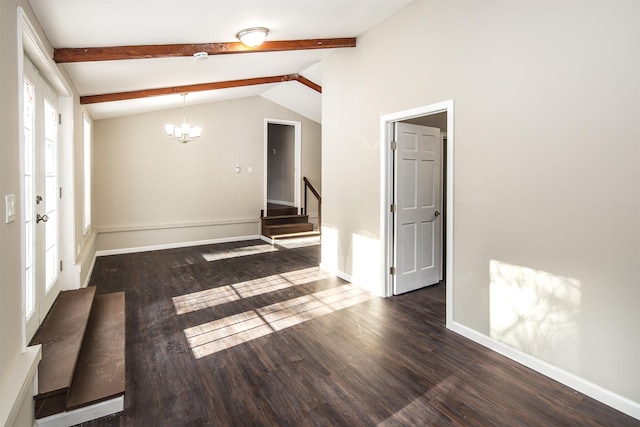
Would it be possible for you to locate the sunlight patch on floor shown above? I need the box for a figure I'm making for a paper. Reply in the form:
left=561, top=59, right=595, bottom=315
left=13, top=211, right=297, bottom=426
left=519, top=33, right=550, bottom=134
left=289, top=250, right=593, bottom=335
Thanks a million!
left=377, top=377, right=459, bottom=426
left=202, top=244, right=278, bottom=261
left=183, top=283, right=372, bottom=359
left=275, top=236, right=321, bottom=249
left=172, top=267, right=333, bottom=315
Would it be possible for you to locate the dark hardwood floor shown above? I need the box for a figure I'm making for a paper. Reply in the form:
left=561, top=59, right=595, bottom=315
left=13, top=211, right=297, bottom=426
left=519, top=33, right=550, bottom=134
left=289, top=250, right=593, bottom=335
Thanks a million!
left=81, top=240, right=638, bottom=426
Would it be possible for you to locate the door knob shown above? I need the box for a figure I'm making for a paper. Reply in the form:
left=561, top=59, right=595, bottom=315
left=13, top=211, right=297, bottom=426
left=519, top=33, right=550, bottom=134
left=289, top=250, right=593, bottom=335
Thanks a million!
left=36, top=213, right=49, bottom=223
left=434, top=210, right=441, bottom=217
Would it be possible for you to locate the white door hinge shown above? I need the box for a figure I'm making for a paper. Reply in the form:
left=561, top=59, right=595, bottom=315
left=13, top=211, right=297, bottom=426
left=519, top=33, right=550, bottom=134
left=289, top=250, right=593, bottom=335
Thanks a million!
left=390, top=141, right=397, bottom=150
left=390, top=204, right=397, bottom=213
left=390, top=266, right=396, bottom=275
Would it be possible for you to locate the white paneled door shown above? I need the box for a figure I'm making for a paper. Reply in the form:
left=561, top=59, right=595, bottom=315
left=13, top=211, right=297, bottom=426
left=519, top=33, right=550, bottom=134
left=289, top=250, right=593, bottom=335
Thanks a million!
left=23, top=56, right=61, bottom=341
left=394, top=123, right=442, bottom=295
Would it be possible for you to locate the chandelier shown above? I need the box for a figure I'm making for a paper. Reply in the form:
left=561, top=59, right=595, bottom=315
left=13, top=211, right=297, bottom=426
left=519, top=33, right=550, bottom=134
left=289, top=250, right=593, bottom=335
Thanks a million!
left=165, top=93, right=201, bottom=143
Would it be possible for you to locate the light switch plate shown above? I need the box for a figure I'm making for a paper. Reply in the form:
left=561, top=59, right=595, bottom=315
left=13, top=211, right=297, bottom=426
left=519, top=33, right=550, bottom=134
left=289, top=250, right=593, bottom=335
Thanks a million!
left=5, top=194, right=16, bottom=223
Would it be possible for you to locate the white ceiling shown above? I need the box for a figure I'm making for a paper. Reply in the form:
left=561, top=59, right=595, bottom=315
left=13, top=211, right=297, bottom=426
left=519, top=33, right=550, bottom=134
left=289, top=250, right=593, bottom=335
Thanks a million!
left=28, top=0, right=413, bottom=122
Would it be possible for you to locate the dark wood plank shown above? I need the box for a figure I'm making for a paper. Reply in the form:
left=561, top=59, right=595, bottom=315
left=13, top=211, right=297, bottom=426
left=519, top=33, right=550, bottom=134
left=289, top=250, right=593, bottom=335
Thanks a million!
left=79, top=241, right=639, bottom=426
left=66, top=292, right=126, bottom=410
left=54, top=38, right=357, bottom=63
left=30, top=287, right=96, bottom=397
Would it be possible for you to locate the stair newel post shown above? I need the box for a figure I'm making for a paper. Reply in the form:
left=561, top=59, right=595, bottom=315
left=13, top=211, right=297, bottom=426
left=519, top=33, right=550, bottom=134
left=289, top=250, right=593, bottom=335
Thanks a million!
left=318, top=199, right=322, bottom=234
left=304, top=182, right=308, bottom=216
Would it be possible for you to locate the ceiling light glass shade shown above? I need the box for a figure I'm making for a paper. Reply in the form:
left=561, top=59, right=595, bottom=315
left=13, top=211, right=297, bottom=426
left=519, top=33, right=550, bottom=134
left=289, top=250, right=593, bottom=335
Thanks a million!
left=165, top=94, right=201, bottom=143
left=165, top=123, right=202, bottom=143
left=236, top=27, right=269, bottom=47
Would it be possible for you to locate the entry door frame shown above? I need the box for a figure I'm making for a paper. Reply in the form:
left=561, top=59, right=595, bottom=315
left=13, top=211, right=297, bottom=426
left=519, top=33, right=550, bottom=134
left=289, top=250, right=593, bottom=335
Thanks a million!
left=263, top=119, right=302, bottom=215
left=380, top=100, right=454, bottom=328
left=18, top=7, right=74, bottom=347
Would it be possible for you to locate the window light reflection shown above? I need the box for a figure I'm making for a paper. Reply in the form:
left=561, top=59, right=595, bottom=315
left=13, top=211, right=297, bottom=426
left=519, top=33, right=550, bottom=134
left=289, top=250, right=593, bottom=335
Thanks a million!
left=202, top=244, right=278, bottom=262
left=183, top=284, right=372, bottom=359
left=172, top=267, right=332, bottom=315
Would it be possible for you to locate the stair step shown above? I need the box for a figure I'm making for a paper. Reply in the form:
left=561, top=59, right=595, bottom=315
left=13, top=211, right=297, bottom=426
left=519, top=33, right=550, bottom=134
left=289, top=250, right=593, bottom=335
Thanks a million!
left=272, top=230, right=321, bottom=240
left=261, top=214, right=309, bottom=226
left=66, top=292, right=126, bottom=411
left=263, top=223, right=315, bottom=237
left=267, top=206, right=298, bottom=216
left=31, top=287, right=97, bottom=418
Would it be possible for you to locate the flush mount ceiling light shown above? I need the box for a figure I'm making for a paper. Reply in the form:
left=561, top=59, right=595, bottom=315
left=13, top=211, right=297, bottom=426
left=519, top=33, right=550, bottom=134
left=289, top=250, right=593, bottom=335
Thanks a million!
left=236, top=27, right=269, bottom=47
left=165, top=93, right=201, bottom=144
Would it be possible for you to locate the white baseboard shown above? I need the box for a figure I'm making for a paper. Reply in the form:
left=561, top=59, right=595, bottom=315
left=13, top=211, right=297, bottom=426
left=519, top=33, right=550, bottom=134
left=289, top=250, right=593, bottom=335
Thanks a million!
left=319, top=263, right=352, bottom=283
left=82, top=253, right=97, bottom=288
left=260, top=235, right=274, bottom=245
left=0, top=346, right=41, bottom=427
left=35, top=396, right=124, bottom=427
left=449, top=321, right=640, bottom=421
left=96, top=235, right=260, bottom=257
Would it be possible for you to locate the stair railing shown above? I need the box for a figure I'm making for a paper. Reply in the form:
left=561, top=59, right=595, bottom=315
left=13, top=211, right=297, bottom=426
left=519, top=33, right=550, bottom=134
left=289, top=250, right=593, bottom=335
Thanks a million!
left=303, top=177, right=321, bottom=234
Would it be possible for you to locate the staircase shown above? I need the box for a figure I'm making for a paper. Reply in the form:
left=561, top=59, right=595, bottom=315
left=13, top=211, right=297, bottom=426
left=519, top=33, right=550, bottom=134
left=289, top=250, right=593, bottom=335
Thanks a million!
left=29, top=287, right=126, bottom=426
left=260, top=205, right=318, bottom=239
left=262, top=178, right=322, bottom=241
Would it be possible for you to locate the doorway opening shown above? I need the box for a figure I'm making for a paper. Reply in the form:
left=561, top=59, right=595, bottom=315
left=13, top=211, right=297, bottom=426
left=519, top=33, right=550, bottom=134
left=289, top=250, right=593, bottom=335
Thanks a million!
left=380, top=100, right=454, bottom=327
left=264, top=119, right=301, bottom=214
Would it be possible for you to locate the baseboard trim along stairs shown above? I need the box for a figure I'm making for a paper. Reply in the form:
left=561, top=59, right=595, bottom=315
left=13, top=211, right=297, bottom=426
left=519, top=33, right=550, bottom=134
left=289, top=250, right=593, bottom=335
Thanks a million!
left=29, top=287, right=126, bottom=426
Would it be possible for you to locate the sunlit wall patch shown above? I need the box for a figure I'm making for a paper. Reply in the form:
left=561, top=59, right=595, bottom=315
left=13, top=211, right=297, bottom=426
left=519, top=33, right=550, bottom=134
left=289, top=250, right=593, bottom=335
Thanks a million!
left=490, top=260, right=581, bottom=371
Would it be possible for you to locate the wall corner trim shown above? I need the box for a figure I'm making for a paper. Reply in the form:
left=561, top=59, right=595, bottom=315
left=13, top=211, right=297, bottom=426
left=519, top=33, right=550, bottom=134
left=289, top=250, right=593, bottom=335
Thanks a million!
left=0, top=345, right=42, bottom=426
left=449, top=321, right=640, bottom=421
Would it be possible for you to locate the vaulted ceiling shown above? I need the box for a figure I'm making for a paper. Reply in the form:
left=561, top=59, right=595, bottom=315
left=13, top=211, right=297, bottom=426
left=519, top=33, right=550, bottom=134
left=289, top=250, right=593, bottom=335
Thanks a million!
left=28, top=0, right=413, bottom=122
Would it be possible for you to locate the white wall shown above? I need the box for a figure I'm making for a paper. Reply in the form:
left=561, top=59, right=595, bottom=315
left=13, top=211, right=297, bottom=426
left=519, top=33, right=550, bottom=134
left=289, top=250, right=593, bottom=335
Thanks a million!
left=94, top=96, right=321, bottom=252
left=323, top=0, right=639, bottom=412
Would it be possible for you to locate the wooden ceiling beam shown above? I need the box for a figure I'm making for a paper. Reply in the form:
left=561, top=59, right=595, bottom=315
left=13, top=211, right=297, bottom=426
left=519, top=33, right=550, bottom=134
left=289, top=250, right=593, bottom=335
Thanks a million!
left=80, top=74, right=321, bottom=104
left=295, top=75, right=322, bottom=93
left=55, top=38, right=356, bottom=63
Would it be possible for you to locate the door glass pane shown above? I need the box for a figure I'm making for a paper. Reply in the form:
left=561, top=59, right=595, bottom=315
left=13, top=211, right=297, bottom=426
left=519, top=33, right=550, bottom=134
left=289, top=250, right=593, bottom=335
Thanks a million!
left=83, top=116, right=91, bottom=232
left=45, top=139, right=55, bottom=176
left=23, top=77, right=36, bottom=319
left=45, top=176, right=57, bottom=213
left=43, top=99, right=58, bottom=292
left=45, top=212, right=56, bottom=251
left=24, top=178, right=33, bottom=221
left=24, top=129, right=33, bottom=175
left=45, top=245, right=56, bottom=289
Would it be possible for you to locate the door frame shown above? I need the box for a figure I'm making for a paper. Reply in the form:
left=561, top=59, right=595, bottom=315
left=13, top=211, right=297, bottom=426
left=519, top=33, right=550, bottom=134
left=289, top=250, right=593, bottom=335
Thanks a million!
left=380, top=100, right=454, bottom=328
left=18, top=7, right=73, bottom=346
left=263, top=119, right=302, bottom=214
